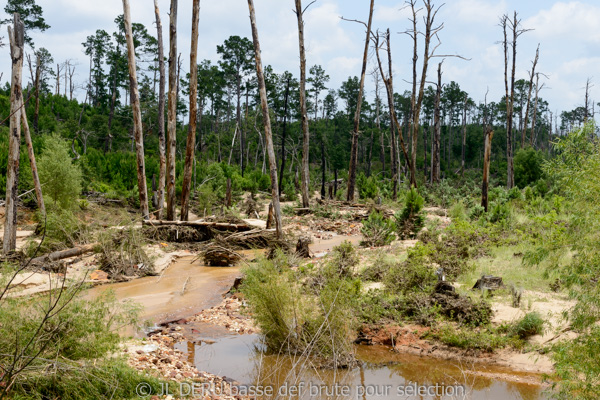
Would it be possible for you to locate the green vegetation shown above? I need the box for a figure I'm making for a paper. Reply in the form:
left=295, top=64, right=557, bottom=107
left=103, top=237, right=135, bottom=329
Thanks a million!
left=395, top=187, right=425, bottom=239
left=360, top=211, right=396, bottom=247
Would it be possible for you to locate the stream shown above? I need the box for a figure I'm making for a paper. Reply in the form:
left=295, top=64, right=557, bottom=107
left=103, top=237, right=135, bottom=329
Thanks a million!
left=86, top=235, right=549, bottom=399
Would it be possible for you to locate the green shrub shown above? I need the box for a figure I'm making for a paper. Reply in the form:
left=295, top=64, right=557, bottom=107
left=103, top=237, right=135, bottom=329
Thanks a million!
left=383, top=243, right=436, bottom=294
left=38, top=134, right=82, bottom=210
left=488, top=201, right=511, bottom=224
left=448, top=201, right=468, bottom=221
left=360, top=253, right=394, bottom=282
left=357, top=172, right=379, bottom=200
left=327, top=240, right=360, bottom=277
left=241, top=255, right=357, bottom=364
left=28, top=208, right=86, bottom=254
left=0, top=284, right=141, bottom=399
left=514, top=147, right=544, bottom=188
left=432, top=325, right=512, bottom=352
left=511, top=312, right=546, bottom=339
left=395, top=187, right=425, bottom=239
left=360, top=212, right=396, bottom=247
left=469, top=204, right=485, bottom=220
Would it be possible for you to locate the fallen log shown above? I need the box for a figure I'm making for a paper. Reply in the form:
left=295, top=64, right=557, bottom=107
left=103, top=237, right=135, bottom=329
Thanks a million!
left=142, top=219, right=252, bottom=232
left=31, top=243, right=97, bottom=264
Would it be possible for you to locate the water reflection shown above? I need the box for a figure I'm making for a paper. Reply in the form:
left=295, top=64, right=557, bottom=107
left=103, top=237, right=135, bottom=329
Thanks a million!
left=176, top=333, right=549, bottom=400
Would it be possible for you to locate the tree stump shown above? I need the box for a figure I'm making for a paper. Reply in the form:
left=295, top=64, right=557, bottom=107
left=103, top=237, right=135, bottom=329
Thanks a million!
left=295, top=235, right=312, bottom=258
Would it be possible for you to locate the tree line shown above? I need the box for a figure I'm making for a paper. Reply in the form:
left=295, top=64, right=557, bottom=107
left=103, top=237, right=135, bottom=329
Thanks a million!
left=1, top=0, right=597, bottom=252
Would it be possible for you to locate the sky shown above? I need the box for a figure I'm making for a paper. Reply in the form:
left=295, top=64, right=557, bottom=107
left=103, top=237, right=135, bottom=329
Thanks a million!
left=1, top=0, right=599, bottom=116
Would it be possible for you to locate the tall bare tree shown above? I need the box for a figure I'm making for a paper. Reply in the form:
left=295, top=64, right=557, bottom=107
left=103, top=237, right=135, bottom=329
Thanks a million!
left=154, top=0, right=166, bottom=219
left=405, top=0, right=444, bottom=188
left=4, top=14, right=24, bottom=254
left=374, top=29, right=412, bottom=199
left=481, top=126, right=494, bottom=212
left=122, top=0, right=149, bottom=219
left=345, top=0, right=374, bottom=202
left=521, top=44, right=539, bottom=147
left=431, top=61, right=442, bottom=183
left=166, top=0, right=178, bottom=220
left=21, top=104, right=44, bottom=217
left=501, top=12, right=530, bottom=189
left=247, top=0, right=282, bottom=238
left=294, top=0, right=312, bottom=208
left=180, top=0, right=200, bottom=221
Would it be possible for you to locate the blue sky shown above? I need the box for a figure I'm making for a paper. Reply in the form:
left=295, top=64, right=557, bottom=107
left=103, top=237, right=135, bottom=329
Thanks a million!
left=2, top=0, right=599, bottom=116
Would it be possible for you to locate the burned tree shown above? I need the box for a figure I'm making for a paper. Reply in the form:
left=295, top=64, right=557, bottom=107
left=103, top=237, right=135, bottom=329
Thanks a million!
left=122, top=0, right=149, bottom=219
left=501, top=12, right=530, bottom=189
left=481, top=126, right=494, bottom=212
left=294, top=0, right=312, bottom=209
left=166, top=0, right=178, bottom=220
left=345, top=0, right=374, bottom=202
left=431, top=61, right=442, bottom=183
left=180, top=0, right=200, bottom=221
left=374, top=29, right=412, bottom=199
left=521, top=44, right=539, bottom=148
left=247, top=0, right=283, bottom=238
left=4, top=13, right=24, bottom=254
left=154, top=0, right=166, bottom=219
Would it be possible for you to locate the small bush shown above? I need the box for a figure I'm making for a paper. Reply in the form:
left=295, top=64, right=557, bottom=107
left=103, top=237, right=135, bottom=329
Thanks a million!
left=38, top=134, right=83, bottom=210
left=395, top=187, right=425, bottom=239
left=511, top=312, right=546, bottom=339
left=360, top=253, right=394, bottom=282
left=327, top=240, right=360, bottom=277
left=448, top=201, right=468, bottom=221
left=357, top=172, right=379, bottom=200
left=433, top=325, right=512, bottom=352
left=383, top=243, right=436, bottom=294
left=360, top=212, right=396, bottom=247
left=469, top=204, right=485, bottom=220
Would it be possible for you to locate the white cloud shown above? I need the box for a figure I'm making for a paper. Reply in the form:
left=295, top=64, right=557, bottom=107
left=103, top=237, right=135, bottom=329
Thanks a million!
left=525, top=1, right=600, bottom=43
left=447, top=0, right=507, bottom=24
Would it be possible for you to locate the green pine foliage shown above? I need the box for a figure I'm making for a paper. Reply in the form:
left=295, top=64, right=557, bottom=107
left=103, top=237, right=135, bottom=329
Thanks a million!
left=395, top=187, right=425, bottom=239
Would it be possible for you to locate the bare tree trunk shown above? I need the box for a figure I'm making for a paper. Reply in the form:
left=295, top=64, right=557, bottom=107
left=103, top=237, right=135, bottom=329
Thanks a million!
left=481, top=126, right=494, bottom=212
left=154, top=0, right=166, bottom=219
left=21, top=105, right=45, bottom=216
left=122, top=0, right=149, bottom=219
left=461, top=94, right=468, bottom=176
left=166, top=0, right=178, bottom=220
left=180, top=0, right=200, bottom=221
left=347, top=0, right=374, bottom=202
left=530, top=72, right=543, bottom=146
left=375, top=30, right=412, bottom=197
left=431, top=62, right=442, bottom=184
left=278, top=77, right=290, bottom=196
left=247, top=0, right=283, bottom=238
left=522, top=44, right=539, bottom=147
left=295, top=0, right=311, bottom=208
left=33, top=54, right=40, bottom=133
left=4, top=14, right=24, bottom=254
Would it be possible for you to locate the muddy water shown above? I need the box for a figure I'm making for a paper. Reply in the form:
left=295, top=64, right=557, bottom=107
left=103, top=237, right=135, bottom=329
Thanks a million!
left=89, top=241, right=548, bottom=399
left=176, top=333, right=549, bottom=400
left=310, top=234, right=363, bottom=257
left=85, top=255, right=243, bottom=325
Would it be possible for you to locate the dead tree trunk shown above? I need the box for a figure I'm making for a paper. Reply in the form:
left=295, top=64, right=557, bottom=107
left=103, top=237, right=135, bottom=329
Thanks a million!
left=294, top=0, right=311, bottom=209
left=406, top=0, right=442, bottom=188
left=431, top=62, right=442, bottom=183
left=180, top=0, right=200, bottom=221
left=278, top=77, right=290, bottom=196
left=502, top=12, right=529, bottom=189
left=33, top=53, right=41, bottom=133
left=21, top=105, right=45, bottom=216
left=4, top=14, right=24, bottom=254
left=481, top=126, right=494, bottom=212
left=166, top=0, right=178, bottom=220
left=247, top=0, right=283, bottom=238
left=122, top=0, right=149, bottom=219
left=522, top=44, right=539, bottom=147
left=530, top=72, right=544, bottom=146
left=461, top=94, right=468, bottom=176
left=374, top=30, right=411, bottom=197
left=154, top=0, right=167, bottom=219
left=346, top=0, right=374, bottom=202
